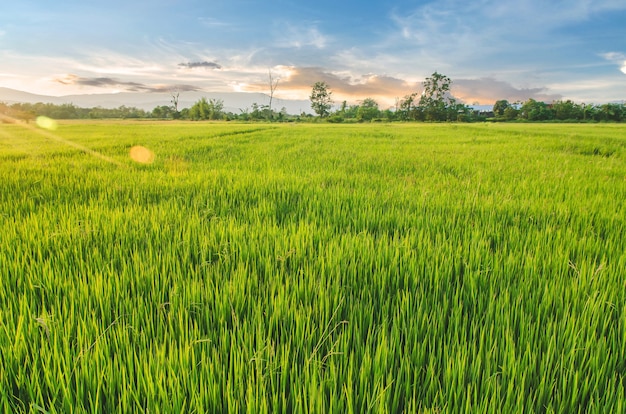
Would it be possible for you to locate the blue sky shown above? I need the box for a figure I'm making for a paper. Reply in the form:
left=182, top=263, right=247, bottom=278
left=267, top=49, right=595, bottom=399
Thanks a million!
left=1, top=0, right=625, bottom=107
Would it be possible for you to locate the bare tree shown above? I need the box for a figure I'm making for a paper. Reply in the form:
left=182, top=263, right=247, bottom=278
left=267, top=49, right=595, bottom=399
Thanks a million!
left=170, top=89, right=180, bottom=118
left=268, top=69, right=280, bottom=120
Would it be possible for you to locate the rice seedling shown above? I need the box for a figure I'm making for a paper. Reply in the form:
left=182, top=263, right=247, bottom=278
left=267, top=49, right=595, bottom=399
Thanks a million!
left=0, top=121, right=624, bottom=412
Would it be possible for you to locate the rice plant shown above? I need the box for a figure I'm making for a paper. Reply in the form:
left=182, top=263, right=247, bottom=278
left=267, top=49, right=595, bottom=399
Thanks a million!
left=0, top=121, right=624, bottom=412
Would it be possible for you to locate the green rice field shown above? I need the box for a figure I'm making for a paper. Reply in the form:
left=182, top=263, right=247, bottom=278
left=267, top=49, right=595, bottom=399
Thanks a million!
left=0, top=121, right=625, bottom=412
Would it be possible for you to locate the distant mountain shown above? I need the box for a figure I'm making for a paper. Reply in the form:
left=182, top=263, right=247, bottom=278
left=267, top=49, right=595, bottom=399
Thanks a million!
left=0, top=87, right=313, bottom=115
left=0, top=87, right=67, bottom=105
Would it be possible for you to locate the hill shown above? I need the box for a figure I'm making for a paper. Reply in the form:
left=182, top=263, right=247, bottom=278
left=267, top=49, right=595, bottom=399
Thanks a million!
left=0, top=87, right=312, bottom=114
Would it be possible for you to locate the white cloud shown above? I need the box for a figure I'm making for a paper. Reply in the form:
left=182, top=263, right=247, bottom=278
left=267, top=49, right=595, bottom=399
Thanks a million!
left=198, top=17, right=229, bottom=28
left=3, top=2, right=623, bottom=105
left=453, top=78, right=562, bottom=104
left=390, top=0, right=626, bottom=60
left=275, top=23, right=330, bottom=49
left=379, top=0, right=626, bottom=102
left=481, top=0, right=626, bottom=25
left=546, top=77, right=625, bottom=103
left=602, top=52, right=626, bottom=74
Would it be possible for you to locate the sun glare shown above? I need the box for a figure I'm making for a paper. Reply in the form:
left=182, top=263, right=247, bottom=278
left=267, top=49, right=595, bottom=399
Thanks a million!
left=36, top=116, right=58, bottom=131
left=274, top=65, right=295, bottom=79
left=129, top=145, right=155, bottom=164
left=232, top=82, right=248, bottom=92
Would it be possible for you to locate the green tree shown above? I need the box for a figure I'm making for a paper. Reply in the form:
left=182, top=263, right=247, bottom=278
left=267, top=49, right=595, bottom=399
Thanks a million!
left=451, top=102, right=473, bottom=122
left=189, top=98, right=224, bottom=120
left=519, top=99, right=554, bottom=121
left=595, top=103, right=624, bottom=122
left=189, top=97, right=209, bottom=120
left=310, top=82, right=333, bottom=118
left=419, top=72, right=456, bottom=121
left=152, top=105, right=174, bottom=119
left=493, top=100, right=511, bottom=118
left=398, top=93, right=421, bottom=120
left=344, top=104, right=360, bottom=119
left=357, top=98, right=380, bottom=121
left=552, top=100, right=583, bottom=121
left=503, top=106, right=519, bottom=121
left=338, top=100, right=348, bottom=114
left=207, top=98, right=224, bottom=120
left=382, top=108, right=396, bottom=122
left=250, top=102, right=271, bottom=120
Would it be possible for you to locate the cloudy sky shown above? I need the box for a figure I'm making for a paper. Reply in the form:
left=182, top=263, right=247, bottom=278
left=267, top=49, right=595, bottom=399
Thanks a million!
left=1, top=0, right=625, bottom=107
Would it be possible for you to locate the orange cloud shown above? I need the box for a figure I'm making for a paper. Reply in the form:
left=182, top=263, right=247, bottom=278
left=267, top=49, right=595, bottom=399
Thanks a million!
left=53, top=74, right=201, bottom=93
left=244, top=67, right=419, bottom=107
left=244, top=67, right=564, bottom=107
left=453, top=78, right=562, bottom=105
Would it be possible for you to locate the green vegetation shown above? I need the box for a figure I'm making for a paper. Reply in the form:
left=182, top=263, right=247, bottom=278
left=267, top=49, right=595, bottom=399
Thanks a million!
left=0, top=101, right=152, bottom=121
left=309, top=81, right=334, bottom=118
left=3, top=72, right=625, bottom=123
left=1, top=121, right=625, bottom=412
left=493, top=99, right=626, bottom=122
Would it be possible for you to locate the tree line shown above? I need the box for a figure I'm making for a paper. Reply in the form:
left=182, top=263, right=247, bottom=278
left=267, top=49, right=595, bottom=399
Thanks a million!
left=309, top=72, right=626, bottom=122
left=0, top=100, right=302, bottom=122
left=0, top=102, right=150, bottom=121
left=2, top=71, right=624, bottom=122
left=492, top=98, right=625, bottom=122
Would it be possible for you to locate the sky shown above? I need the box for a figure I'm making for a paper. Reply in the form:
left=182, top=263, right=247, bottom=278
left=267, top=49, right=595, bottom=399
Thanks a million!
left=1, top=0, right=625, bottom=108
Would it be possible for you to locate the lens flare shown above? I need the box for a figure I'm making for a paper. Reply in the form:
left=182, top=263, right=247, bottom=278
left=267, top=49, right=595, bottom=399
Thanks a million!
left=129, top=145, right=155, bottom=164
left=36, top=116, right=58, bottom=131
